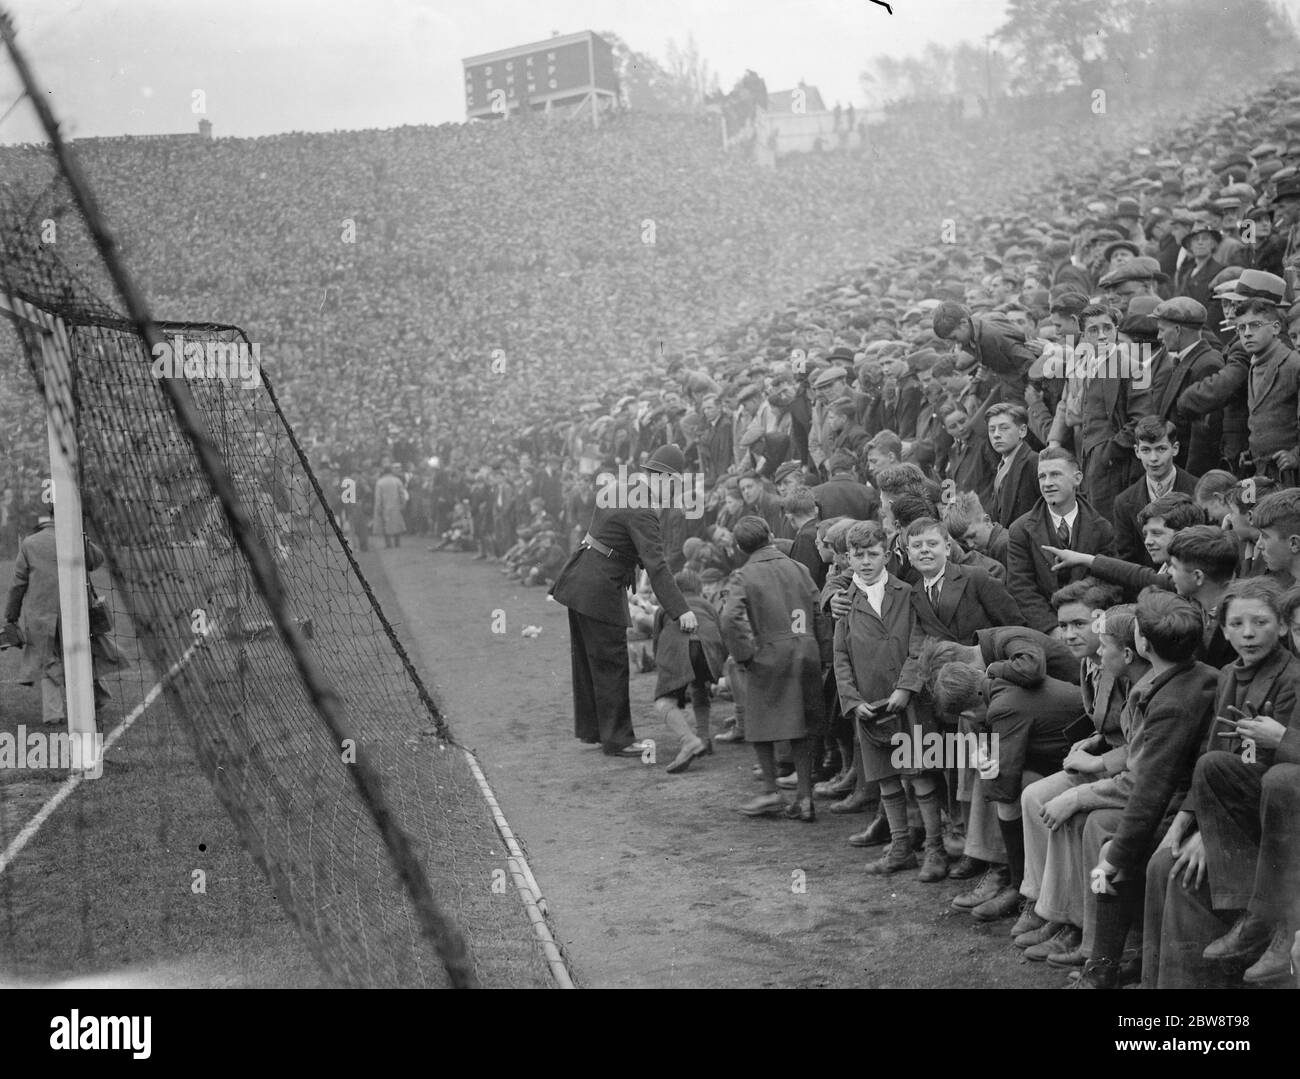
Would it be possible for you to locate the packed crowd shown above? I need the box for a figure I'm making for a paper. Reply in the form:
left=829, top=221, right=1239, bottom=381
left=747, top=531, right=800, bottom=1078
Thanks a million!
left=0, top=73, right=1210, bottom=553
left=523, top=74, right=1300, bottom=993
left=3, top=50, right=1299, bottom=991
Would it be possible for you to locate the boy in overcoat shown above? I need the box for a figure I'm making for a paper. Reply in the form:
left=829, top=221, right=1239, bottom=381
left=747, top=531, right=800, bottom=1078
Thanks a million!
left=721, top=516, right=831, bottom=821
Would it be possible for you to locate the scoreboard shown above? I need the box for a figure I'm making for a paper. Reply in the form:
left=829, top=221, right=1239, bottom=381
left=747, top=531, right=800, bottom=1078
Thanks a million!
left=463, top=31, right=617, bottom=119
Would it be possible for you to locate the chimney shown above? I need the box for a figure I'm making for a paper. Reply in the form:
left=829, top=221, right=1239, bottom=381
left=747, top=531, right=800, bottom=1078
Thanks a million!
left=198, top=118, right=213, bottom=139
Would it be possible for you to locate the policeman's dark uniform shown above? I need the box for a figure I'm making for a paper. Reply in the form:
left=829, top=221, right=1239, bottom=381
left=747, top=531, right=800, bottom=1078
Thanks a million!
left=550, top=451, right=689, bottom=754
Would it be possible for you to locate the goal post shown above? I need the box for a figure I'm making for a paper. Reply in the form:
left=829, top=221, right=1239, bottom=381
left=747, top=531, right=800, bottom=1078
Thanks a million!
left=0, top=291, right=99, bottom=773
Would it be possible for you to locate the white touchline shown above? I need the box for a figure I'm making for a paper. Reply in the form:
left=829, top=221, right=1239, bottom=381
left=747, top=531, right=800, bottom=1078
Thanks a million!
left=461, top=748, right=575, bottom=989
left=0, top=638, right=203, bottom=880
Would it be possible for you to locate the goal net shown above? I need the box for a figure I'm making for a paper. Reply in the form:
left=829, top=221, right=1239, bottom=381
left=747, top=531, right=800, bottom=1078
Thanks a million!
left=0, top=164, right=568, bottom=988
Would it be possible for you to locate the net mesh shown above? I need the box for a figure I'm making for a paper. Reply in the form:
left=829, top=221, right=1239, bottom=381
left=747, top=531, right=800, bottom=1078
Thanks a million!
left=0, top=174, right=565, bottom=988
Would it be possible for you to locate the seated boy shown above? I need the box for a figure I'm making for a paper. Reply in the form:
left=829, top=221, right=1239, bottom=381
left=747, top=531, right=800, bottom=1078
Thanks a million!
left=1143, top=577, right=1300, bottom=986
left=1020, top=603, right=1149, bottom=967
left=1076, top=590, right=1219, bottom=988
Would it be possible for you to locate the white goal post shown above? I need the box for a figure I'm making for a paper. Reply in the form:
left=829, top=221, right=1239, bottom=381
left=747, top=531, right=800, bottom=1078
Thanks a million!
left=1, top=290, right=99, bottom=771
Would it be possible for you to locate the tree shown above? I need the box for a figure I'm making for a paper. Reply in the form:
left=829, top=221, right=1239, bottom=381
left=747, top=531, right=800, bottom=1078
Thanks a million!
left=601, top=30, right=676, bottom=111
left=994, top=0, right=1151, bottom=94
left=664, top=34, right=721, bottom=108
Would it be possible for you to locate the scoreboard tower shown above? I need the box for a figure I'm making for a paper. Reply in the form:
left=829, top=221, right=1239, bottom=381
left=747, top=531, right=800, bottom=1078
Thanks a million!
left=463, top=31, right=619, bottom=124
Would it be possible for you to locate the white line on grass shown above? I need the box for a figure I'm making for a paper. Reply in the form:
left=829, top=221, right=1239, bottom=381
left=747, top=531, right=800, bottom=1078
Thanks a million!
left=0, top=639, right=201, bottom=879
left=462, top=748, right=575, bottom=989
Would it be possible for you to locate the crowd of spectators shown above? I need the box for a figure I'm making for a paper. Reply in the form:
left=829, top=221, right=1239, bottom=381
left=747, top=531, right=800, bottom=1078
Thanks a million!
left=3, top=60, right=1300, bottom=990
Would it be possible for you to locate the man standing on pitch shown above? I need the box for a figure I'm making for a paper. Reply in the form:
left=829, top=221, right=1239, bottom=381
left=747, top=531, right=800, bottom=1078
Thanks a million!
left=550, top=445, right=696, bottom=757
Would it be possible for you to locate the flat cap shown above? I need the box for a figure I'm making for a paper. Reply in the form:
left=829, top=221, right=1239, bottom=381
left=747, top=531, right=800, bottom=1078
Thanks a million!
left=773, top=459, right=804, bottom=484
left=1107, top=256, right=1168, bottom=285
left=812, top=365, right=850, bottom=389
left=1152, top=297, right=1207, bottom=326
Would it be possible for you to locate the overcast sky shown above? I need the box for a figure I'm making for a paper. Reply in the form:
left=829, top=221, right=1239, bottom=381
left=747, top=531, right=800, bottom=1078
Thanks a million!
left=0, top=0, right=1013, bottom=142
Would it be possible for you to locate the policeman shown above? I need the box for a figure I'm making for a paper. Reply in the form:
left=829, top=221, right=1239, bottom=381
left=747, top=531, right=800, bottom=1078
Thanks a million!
left=550, top=445, right=696, bottom=756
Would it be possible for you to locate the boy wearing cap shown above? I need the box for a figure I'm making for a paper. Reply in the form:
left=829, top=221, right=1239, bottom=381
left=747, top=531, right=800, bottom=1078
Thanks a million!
left=1076, top=304, right=1146, bottom=519
left=1236, top=291, right=1300, bottom=482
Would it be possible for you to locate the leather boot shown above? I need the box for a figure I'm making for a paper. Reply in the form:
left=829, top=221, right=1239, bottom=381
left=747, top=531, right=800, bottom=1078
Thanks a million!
left=1203, top=911, right=1272, bottom=963
left=1243, top=927, right=1293, bottom=984
left=848, top=810, right=889, bottom=847
left=864, top=838, right=917, bottom=875
left=917, top=838, right=949, bottom=883
left=783, top=797, right=815, bottom=823
left=828, top=786, right=873, bottom=814
left=1070, top=957, right=1117, bottom=989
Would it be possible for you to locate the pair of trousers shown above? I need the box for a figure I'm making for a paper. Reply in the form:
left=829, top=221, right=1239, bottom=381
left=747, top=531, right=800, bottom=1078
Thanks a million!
left=567, top=608, right=636, bottom=753
left=1078, top=806, right=1125, bottom=956
left=1022, top=769, right=1090, bottom=916
left=1141, top=843, right=1236, bottom=989
left=1194, top=753, right=1300, bottom=928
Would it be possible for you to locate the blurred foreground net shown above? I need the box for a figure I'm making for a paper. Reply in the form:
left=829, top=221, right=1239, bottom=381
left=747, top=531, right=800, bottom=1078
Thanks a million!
left=0, top=175, right=567, bottom=987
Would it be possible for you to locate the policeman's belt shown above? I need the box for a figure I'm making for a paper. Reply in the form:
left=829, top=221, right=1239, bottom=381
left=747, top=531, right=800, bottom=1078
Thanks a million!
left=581, top=533, right=637, bottom=564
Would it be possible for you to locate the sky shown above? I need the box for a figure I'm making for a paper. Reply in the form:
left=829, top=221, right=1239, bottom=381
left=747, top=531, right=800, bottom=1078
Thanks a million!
left=0, top=0, right=1012, bottom=142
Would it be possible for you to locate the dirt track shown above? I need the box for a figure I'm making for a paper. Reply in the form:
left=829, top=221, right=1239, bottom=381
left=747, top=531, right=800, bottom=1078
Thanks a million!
left=376, top=547, right=1067, bottom=989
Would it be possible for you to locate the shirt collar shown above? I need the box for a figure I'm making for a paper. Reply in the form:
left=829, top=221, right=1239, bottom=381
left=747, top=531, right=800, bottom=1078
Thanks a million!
left=1050, top=503, right=1079, bottom=530
left=1147, top=470, right=1176, bottom=499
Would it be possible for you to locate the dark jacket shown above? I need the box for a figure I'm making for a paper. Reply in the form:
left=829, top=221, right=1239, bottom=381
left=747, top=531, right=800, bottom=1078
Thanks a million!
left=1185, top=647, right=1300, bottom=804
left=788, top=387, right=812, bottom=465
left=976, top=625, right=1080, bottom=687
left=1151, top=340, right=1224, bottom=476
left=1105, top=659, right=1218, bottom=875
left=949, top=539, right=1006, bottom=582
left=1006, top=496, right=1117, bottom=634
left=550, top=502, right=688, bottom=626
left=1112, top=468, right=1199, bottom=567
left=720, top=546, right=830, bottom=742
left=965, top=315, right=1039, bottom=406
left=1174, top=257, right=1225, bottom=329
left=1244, top=337, right=1300, bottom=460
left=894, top=375, right=924, bottom=442
left=698, top=415, right=734, bottom=487
left=810, top=475, right=879, bottom=522
left=946, top=435, right=999, bottom=512
left=788, top=518, right=826, bottom=590
left=1175, top=337, right=1249, bottom=468
left=833, top=573, right=915, bottom=717
left=992, top=443, right=1040, bottom=528
left=897, top=562, right=1023, bottom=691
left=984, top=522, right=1009, bottom=568
left=653, top=593, right=728, bottom=698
